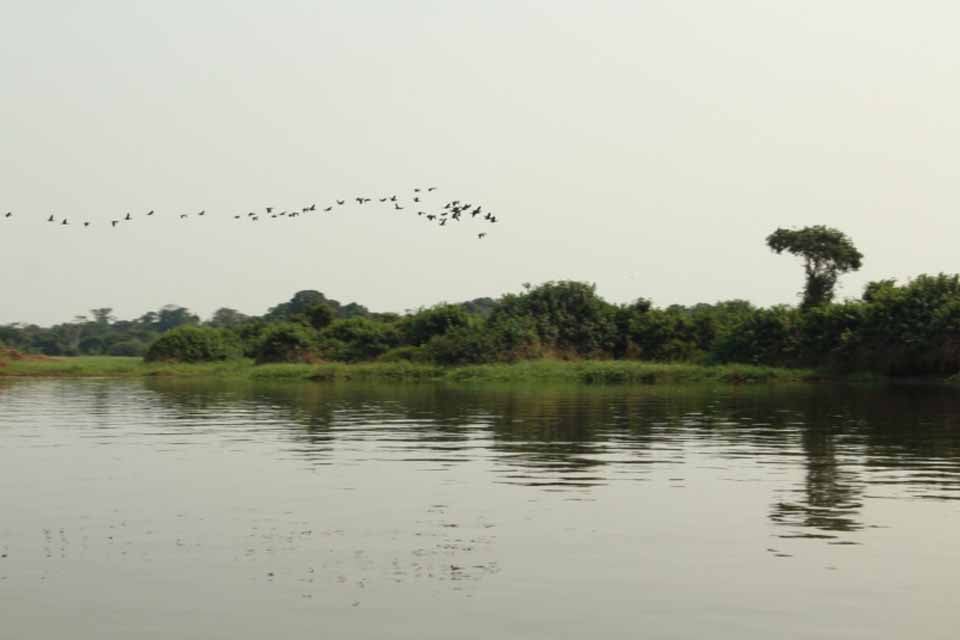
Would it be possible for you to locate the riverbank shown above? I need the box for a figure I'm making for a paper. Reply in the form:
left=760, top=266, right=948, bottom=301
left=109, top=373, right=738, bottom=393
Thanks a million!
left=0, top=356, right=816, bottom=385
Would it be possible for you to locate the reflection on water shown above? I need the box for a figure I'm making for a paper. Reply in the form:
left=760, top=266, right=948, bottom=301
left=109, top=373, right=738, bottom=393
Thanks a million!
left=1, top=378, right=960, bottom=638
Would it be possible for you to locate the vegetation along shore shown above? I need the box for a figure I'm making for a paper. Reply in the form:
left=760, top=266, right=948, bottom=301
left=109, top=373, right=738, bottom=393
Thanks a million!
left=0, top=356, right=811, bottom=385
left=3, top=227, right=960, bottom=381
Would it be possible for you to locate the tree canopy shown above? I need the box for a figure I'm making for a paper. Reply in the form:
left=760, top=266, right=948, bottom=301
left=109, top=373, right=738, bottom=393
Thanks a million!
left=766, top=225, right=863, bottom=308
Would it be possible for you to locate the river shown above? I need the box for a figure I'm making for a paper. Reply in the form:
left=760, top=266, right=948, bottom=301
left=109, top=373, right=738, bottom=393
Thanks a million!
left=1, top=379, right=958, bottom=638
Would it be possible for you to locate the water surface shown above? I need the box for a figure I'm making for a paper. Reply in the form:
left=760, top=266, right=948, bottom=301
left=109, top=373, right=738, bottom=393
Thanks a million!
left=1, top=379, right=959, bottom=638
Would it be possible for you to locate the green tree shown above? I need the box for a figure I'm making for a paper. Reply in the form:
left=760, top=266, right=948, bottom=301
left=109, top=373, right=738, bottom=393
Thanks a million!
left=402, top=304, right=472, bottom=346
left=253, top=322, right=317, bottom=363
left=144, top=326, right=241, bottom=363
left=766, top=226, right=863, bottom=308
left=306, top=304, right=335, bottom=331
left=208, top=307, right=249, bottom=328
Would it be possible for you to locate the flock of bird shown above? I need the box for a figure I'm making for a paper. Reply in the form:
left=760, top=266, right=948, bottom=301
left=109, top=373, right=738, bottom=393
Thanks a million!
left=0, top=187, right=498, bottom=239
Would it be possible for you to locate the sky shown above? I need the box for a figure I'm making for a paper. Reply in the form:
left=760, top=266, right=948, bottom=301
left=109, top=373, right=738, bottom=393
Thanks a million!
left=2, top=0, right=959, bottom=325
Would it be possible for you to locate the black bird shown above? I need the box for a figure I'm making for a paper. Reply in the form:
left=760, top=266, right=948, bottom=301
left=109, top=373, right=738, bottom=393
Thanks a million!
left=323, top=206, right=332, bottom=212
left=414, top=188, right=421, bottom=192
left=266, top=207, right=273, bottom=213
left=180, top=214, right=188, bottom=219
left=48, top=214, right=55, bottom=222
left=248, top=212, right=256, bottom=217
left=83, top=222, right=91, bottom=227
left=336, top=200, right=345, bottom=205
left=478, top=233, right=487, bottom=239
left=428, top=187, right=437, bottom=191
left=147, top=210, right=155, bottom=216
left=426, top=214, right=436, bottom=221
left=3, top=212, right=11, bottom=218
left=389, top=195, right=397, bottom=202
left=252, top=216, right=259, bottom=221
left=471, top=206, right=481, bottom=217
left=439, top=219, right=447, bottom=226
left=61, top=219, right=69, bottom=225
left=394, top=203, right=403, bottom=210
left=356, top=197, right=365, bottom=205
left=413, top=197, right=420, bottom=203
left=308, top=204, right=317, bottom=211
left=417, top=211, right=425, bottom=216
left=111, top=220, right=119, bottom=227
left=124, top=212, right=132, bottom=221
left=489, top=216, right=497, bottom=223
left=198, top=210, right=205, bottom=216
left=379, top=197, right=387, bottom=202
left=234, top=215, right=241, bottom=219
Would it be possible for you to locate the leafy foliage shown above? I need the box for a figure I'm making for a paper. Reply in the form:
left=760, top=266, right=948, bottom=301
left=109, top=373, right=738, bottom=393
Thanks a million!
left=9, top=272, right=960, bottom=377
left=253, top=322, right=318, bottom=364
left=767, top=226, right=863, bottom=308
left=144, top=326, right=240, bottom=363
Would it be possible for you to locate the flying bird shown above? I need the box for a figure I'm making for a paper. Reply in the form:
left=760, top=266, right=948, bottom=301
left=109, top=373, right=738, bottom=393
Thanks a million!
left=111, top=220, right=119, bottom=227
left=3, top=212, right=11, bottom=218
left=336, top=200, right=345, bottom=205
left=83, top=222, right=90, bottom=227
left=48, top=214, right=55, bottom=222
left=478, top=233, right=486, bottom=239
left=124, top=212, right=132, bottom=221
left=266, top=207, right=273, bottom=213
left=323, top=206, right=332, bottom=212
left=147, top=210, right=154, bottom=216
left=61, top=219, right=68, bottom=225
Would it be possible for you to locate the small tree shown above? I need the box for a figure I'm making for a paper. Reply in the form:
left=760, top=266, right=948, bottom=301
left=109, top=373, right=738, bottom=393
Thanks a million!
left=306, top=304, right=335, bottom=331
left=766, top=226, right=863, bottom=308
left=144, top=326, right=241, bottom=362
left=253, top=323, right=318, bottom=364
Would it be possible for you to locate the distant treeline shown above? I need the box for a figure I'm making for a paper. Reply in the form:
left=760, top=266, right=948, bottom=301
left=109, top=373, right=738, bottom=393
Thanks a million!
left=3, top=276, right=960, bottom=376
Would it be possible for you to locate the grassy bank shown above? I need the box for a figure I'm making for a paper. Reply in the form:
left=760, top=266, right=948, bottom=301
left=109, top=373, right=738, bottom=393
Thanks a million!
left=0, top=356, right=815, bottom=385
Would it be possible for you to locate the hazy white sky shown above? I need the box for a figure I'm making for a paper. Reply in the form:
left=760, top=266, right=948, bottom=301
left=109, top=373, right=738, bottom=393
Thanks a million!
left=2, top=1, right=959, bottom=325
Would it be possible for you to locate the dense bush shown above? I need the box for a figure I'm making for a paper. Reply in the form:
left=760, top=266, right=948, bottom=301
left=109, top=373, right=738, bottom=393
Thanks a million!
left=144, top=326, right=241, bottom=363
left=10, top=277, right=960, bottom=376
left=490, top=281, right=617, bottom=356
left=108, top=339, right=148, bottom=357
left=253, top=322, right=317, bottom=364
left=320, top=318, right=400, bottom=362
left=401, top=304, right=472, bottom=346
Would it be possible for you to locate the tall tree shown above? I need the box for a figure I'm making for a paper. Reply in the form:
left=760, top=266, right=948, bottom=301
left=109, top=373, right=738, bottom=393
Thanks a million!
left=766, top=226, right=863, bottom=308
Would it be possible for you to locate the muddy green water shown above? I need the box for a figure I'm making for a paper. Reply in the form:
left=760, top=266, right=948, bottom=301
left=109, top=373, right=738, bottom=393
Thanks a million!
left=1, top=379, right=959, bottom=638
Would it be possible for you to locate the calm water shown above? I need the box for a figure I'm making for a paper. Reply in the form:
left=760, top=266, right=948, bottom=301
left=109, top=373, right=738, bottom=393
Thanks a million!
left=1, top=379, right=959, bottom=639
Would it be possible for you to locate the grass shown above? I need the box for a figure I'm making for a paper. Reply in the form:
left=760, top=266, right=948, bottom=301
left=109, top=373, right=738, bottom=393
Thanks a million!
left=0, top=355, right=815, bottom=385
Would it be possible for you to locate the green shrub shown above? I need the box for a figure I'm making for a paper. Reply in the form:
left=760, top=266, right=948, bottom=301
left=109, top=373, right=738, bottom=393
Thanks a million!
left=108, top=339, right=148, bottom=357
left=424, top=326, right=495, bottom=365
left=378, top=345, right=428, bottom=363
left=401, top=304, right=472, bottom=345
left=320, top=318, right=400, bottom=362
left=253, top=322, right=317, bottom=364
left=144, top=326, right=241, bottom=363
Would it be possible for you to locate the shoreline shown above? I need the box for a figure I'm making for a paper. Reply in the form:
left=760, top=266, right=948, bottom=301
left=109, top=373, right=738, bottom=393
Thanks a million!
left=0, top=356, right=820, bottom=385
